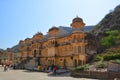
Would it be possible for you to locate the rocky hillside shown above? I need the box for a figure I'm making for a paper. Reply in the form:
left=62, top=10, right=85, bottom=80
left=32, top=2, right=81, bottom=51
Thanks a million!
left=0, top=49, right=4, bottom=52
left=10, top=45, right=20, bottom=53
left=87, top=4, right=120, bottom=56
left=85, top=5, right=120, bottom=61
left=91, top=5, right=120, bottom=36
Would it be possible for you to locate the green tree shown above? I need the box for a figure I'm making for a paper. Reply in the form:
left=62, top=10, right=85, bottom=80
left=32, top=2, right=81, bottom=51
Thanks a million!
left=94, top=55, right=103, bottom=61
left=101, top=35, right=115, bottom=48
left=106, top=30, right=119, bottom=36
left=101, top=30, right=120, bottom=48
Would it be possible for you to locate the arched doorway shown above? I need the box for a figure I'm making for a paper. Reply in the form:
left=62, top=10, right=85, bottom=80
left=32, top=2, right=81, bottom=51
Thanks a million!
left=78, top=60, right=82, bottom=66
left=34, top=50, right=37, bottom=57
left=74, top=59, right=77, bottom=67
left=64, top=59, right=67, bottom=69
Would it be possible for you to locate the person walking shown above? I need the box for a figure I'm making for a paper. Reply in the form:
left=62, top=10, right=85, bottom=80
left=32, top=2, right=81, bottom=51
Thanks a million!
left=4, top=65, right=7, bottom=72
left=51, top=64, right=54, bottom=72
left=37, top=65, right=41, bottom=71
left=48, top=65, right=51, bottom=72
left=53, top=65, right=57, bottom=75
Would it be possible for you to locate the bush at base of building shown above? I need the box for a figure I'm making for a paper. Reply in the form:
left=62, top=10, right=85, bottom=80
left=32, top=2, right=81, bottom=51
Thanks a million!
left=74, top=64, right=89, bottom=71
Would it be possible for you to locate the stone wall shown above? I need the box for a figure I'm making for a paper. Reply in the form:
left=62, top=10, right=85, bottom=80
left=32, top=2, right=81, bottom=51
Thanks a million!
left=71, top=70, right=120, bottom=80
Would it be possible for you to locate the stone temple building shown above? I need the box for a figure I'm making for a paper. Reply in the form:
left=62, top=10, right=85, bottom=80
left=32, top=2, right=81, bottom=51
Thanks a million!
left=17, top=16, right=88, bottom=69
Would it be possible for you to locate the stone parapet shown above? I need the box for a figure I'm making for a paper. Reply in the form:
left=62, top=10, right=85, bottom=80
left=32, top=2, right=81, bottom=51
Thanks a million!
left=71, top=70, right=120, bottom=80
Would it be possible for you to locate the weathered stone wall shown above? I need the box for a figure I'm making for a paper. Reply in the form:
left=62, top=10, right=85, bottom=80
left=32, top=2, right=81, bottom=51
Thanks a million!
left=71, top=70, right=120, bottom=80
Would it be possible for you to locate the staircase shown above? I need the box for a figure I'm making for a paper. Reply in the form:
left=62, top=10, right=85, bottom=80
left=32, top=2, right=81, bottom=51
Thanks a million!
left=24, top=58, right=38, bottom=70
left=15, top=58, right=30, bottom=69
left=15, top=57, right=38, bottom=70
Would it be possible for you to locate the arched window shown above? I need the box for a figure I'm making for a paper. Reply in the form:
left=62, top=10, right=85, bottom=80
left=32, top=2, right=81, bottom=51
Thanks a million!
left=78, top=46, right=81, bottom=53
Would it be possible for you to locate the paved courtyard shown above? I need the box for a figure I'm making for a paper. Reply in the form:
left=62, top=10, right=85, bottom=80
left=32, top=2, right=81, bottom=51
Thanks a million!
left=0, top=66, right=97, bottom=80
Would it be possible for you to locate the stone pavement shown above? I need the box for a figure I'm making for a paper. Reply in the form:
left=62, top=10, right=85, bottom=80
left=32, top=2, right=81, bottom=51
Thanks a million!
left=0, top=65, right=97, bottom=80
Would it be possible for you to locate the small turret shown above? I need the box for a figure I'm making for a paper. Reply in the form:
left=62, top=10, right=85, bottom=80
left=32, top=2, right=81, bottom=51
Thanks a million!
left=71, top=16, right=85, bottom=29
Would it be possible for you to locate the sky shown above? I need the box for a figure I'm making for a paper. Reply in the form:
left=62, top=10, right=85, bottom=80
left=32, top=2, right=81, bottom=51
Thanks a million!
left=0, top=0, right=119, bottom=50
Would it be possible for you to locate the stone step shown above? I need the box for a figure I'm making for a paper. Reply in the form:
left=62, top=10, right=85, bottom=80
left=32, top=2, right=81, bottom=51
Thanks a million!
left=24, top=58, right=38, bottom=69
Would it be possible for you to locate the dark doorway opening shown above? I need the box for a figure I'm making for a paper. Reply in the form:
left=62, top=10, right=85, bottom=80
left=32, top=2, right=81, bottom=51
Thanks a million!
left=74, top=59, right=77, bottom=67
left=64, top=59, right=67, bottom=69
left=34, top=50, right=37, bottom=57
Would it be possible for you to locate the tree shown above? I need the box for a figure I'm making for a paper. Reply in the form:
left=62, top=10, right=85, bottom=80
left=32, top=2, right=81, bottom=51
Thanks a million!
left=101, top=35, right=115, bottom=48
left=101, top=30, right=120, bottom=48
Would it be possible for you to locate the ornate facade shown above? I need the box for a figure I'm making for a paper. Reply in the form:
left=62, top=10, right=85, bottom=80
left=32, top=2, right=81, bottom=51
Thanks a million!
left=1, top=48, right=14, bottom=65
left=18, top=17, right=87, bottom=69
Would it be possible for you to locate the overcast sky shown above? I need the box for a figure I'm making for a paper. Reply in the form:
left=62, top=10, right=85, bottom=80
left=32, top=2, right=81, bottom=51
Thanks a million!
left=0, top=0, right=119, bottom=49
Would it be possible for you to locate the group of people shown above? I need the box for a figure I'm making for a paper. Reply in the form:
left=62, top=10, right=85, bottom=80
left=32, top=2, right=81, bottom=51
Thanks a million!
left=37, top=64, right=57, bottom=75
left=2, top=64, right=10, bottom=72
left=47, top=64, right=57, bottom=75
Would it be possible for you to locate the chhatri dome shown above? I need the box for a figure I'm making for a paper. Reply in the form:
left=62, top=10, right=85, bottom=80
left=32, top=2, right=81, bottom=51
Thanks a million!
left=71, top=16, right=85, bottom=28
left=72, top=16, right=83, bottom=23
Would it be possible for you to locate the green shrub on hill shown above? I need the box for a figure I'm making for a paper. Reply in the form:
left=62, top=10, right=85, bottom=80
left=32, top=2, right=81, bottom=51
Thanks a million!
left=95, top=61, right=107, bottom=68
left=74, top=64, right=89, bottom=71
left=94, top=55, right=103, bottom=61
left=103, top=53, right=120, bottom=61
left=111, top=59, right=120, bottom=64
left=101, top=35, right=116, bottom=48
left=95, top=52, right=120, bottom=61
left=101, top=30, right=120, bottom=48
